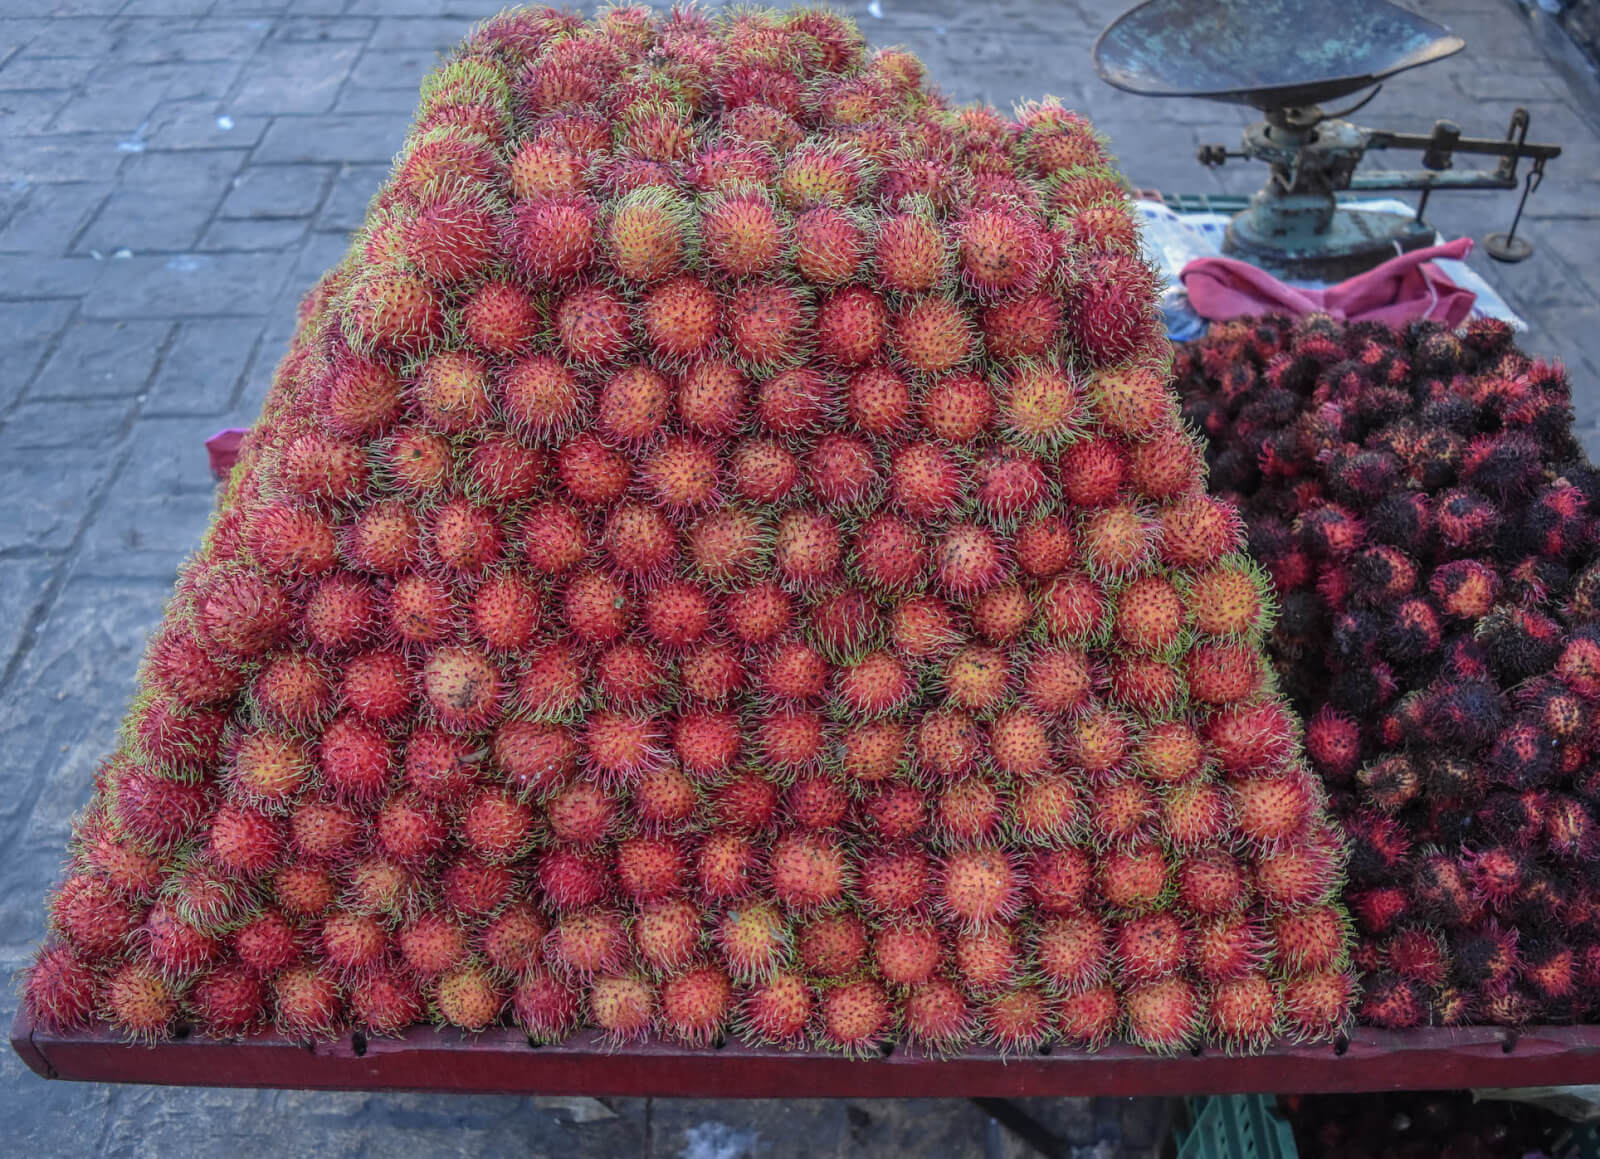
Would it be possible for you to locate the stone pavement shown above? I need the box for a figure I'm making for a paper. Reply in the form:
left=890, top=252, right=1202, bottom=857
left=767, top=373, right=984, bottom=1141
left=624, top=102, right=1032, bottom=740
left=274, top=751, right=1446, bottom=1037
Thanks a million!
left=0, top=1, right=1596, bottom=1154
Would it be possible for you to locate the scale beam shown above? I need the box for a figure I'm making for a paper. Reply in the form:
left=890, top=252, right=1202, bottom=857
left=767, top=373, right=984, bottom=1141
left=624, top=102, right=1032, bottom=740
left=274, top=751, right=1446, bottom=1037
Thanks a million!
left=1365, top=129, right=1562, bottom=163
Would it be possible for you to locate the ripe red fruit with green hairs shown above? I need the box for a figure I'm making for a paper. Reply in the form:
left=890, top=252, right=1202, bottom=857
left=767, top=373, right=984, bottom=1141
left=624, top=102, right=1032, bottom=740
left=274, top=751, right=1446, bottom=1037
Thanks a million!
left=28, top=13, right=1366, bottom=1057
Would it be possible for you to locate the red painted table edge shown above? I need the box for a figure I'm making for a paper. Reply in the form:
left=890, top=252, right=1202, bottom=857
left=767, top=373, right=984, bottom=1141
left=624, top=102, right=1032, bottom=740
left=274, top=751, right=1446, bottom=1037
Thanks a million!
left=15, top=1006, right=1600, bottom=1097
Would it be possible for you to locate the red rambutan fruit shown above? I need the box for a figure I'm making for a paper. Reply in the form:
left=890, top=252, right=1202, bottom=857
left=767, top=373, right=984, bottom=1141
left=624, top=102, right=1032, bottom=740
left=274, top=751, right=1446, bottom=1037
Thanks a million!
left=659, top=964, right=734, bottom=1046
left=700, top=188, right=785, bottom=278
left=102, top=961, right=179, bottom=1042
left=1208, top=971, right=1279, bottom=1051
left=1124, top=977, right=1202, bottom=1054
left=901, top=979, right=975, bottom=1052
left=817, top=978, right=892, bottom=1056
left=272, top=962, right=342, bottom=1039
left=1254, top=829, right=1342, bottom=910
left=627, top=896, right=698, bottom=973
left=794, top=204, right=866, bottom=285
left=1272, top=906, right=1350, bottom=974
left=460, top=280, right=538, bottom=355
left=1057, top=985, right=1121, bottom=1048
left=546, top=908, right=629, bottom=979
left=1191, top=914, right=1266, bottom=984
left=512, top=968, right=579, bottom=1043
left=768, top=831, right=849, bottom=911
left=920, top=373, right=996, bottom=444
left=587, top=974, right=656, bottom=1043
left=894, top=295, right=974, bottom=375
left=272, top=863, right=336, bottom=921
left=1159, top=493, right=1242, bottom=571
left=937, top=847, right=1022, bottom=930
left=739, top=972, right=813, bottom=1045
left=1281, top=970, right=1356, bottom=1041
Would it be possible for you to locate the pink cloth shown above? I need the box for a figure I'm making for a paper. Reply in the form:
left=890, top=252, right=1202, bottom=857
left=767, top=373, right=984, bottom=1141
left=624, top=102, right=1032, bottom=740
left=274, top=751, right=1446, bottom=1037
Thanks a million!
left=206, top=428, right=248, bottom=479
left=1180, top=237, right=1477, bottom=328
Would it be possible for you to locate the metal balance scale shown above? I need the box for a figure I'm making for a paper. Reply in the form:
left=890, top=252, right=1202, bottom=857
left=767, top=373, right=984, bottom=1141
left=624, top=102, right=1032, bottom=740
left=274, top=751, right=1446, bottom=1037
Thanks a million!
left=1093, top=0, right=1563, bottom=278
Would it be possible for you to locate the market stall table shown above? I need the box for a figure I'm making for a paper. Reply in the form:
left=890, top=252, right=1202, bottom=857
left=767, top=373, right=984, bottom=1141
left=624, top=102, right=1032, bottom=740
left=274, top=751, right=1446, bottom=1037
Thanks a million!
left=15, top=1007, right=1600, bottom=1098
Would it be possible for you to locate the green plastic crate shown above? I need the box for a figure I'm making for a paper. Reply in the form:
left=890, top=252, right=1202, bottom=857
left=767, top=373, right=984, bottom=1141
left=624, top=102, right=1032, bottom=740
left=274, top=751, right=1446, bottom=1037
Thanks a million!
left=1175, top=1094, right=1299, bottom=1159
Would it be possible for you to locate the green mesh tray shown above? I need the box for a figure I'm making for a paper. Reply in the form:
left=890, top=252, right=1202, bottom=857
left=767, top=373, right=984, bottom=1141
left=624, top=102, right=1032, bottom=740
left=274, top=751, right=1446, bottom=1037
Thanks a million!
left=1175, top=1094, right=1299, bottom=1159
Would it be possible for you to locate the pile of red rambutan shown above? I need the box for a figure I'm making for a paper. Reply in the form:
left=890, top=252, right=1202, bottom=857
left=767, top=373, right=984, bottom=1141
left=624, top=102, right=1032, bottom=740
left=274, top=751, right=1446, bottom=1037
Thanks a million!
left=1179, top=312, right=1600, bottom=1028
left=22, top=5, right=1355, bottom=1056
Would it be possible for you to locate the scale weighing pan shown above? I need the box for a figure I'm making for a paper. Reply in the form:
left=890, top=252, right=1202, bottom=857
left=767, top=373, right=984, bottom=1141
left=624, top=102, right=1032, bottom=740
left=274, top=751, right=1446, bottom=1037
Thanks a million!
left=1093, top=0, right=1465, bottom=110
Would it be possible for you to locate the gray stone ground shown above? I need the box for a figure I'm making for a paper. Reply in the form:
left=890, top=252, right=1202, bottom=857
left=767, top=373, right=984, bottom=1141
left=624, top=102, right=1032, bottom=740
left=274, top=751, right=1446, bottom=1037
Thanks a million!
left=0, top=0, right=1596, bottom=1154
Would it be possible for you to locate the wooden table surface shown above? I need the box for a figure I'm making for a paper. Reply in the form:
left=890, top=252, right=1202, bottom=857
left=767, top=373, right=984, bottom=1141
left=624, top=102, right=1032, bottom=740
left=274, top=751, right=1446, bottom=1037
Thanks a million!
left=15, top=1007, right=1600, bottom=1098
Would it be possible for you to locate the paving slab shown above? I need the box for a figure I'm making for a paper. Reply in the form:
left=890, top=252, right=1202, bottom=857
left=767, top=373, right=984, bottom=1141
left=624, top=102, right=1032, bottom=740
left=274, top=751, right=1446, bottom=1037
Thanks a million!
left=26, top=318, right=170, bottom=401
left=0, top=181, right=110, bottom=256
left=0, top=298, right=76, bottom=408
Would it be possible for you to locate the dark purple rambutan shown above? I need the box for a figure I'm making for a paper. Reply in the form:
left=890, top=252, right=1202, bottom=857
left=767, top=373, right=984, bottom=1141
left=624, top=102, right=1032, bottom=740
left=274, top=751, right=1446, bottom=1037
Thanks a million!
left=1351, top=940, right=1387, bottom=975
left=1430, top=560, right=1502, bottom=622
left=1304, top=706, right=1361, bottom=784
left=1408, top=322, right=1464, bottom=376
left=1557, top=626, right=1600, bottom=696
left=1451, top=922, right=1520, bottom=994
left=1415, top=679, right=1507, bottom=749
left=1478, top=605, right=1564, bottom=681
left=1485, top=720, right=1555, bottom=790
left=1350, top=385, right=1412, bottom=431
left=1545, top=794, right=1597, bottom=860
left=1416, top=393, right=1476, bottom=437
left=1365, top=490, right=1431, bottom=549
left=1462, top=844, right=1532, bottom=907
left=1578, top=940, right=1600, bottom=990
left=1330, top=610, right=1382, bottom=664
left=1569, top=563, right=1600, bottom=624
left=1299, top=504, right=1364, bottom=559
left=1418, top=753, right=1482, bottom=807
left=1523, top=938, right=1578, bottom=1002
left=1376, top=697, right=1418, bottom=752
left=1328, top=661, right=1397, bottom=717
left=1410, top=429, right=1471, bottom=493
left=1387, top=926, right=1450, bottom=987
left=1350, top=885, right=1411, bottom=937
left=1461, top=430, right=1543, bottom=498
left=1439, top=635, right=1494, bottom=683
left=1508, top=869, right=1574, bottom=932
left=1411, top=850, right=1482, bottom=928
left=1326, top=447, right=1400, bottom=506
left=1476, top=790, right=1547, bottom=848
left=1364, top=416, right=1413, bottom=462
left=1239, top=385, right=1305, bottom=435
left=1434, top=488, right=1500, bottom=553
left=1344, top=809, right=1413, bottom=884
left=1357, top=972, right=1424, bottom=1029
left=1425, top=801, right=1474, bottom=848
left=1378, top=598, right=1441, bottom=665
left=1266, top=550, right=1317, bottom=605
left=1462, top=316, right=1516, bottom=358
left=1314, top=564, right=1354, bottom=614
left=1348, top=545, right=1417, bottom=606
left=1505, top=556, right=1570, bottom=607
left=1432, top=985, right=1477, bottom=1026
left=1245, top=514, right=1296, bottom=561
left=1522, top=481, right=1589, bottom=558
left=1356, top=757, right=1420, bottom=815
left=1267, top=608, right=1322, bottom=681
left=1480, top=987, right=1544, bottom=1026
